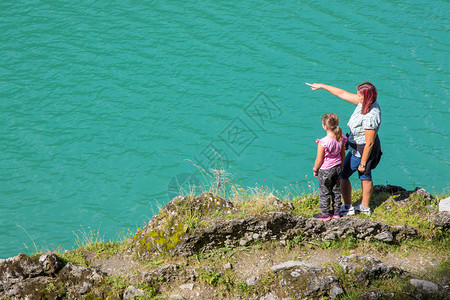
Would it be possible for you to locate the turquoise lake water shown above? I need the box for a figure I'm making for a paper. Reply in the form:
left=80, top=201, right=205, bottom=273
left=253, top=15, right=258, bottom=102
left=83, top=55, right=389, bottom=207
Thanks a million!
left=1, top=1, right=449, bottom=258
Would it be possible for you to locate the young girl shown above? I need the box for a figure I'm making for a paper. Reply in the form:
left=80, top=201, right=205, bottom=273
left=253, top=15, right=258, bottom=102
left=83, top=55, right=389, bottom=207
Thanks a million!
left=313, top=113, right=347, bottom=221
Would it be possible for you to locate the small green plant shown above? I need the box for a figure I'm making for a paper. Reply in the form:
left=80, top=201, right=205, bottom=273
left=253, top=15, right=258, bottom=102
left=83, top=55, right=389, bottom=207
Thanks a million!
left=73, top=225, right=104, bottom=248
left=17, top=225, right=40, bottom=255
left=81, top=239, right=132, bottom=259
left=199, top=269, right=223, bottom=286
left=152, top=276, right=164, bottom=282
left=185, top=149, right=234, bottom=197
left=372, top=193, right=442, bottom=239
left=229, top=184, right=284, bottom=217
left=45, top=281, right=56, bottom=292
left=103, top=275, right=130, bottom=297
left=235, top=280, right=253, bottom=294
left=257, top=272, right=279, bottom=295
left=150, top=259, right=165, bottom=266
left=285, top=234, right=305, bottom=250
left=44, top=279, right=66, bottom=296
left=328, top=262, right=354, bottom=289
left=181, top=208, right=202, bottom=233
left=116, top=228, right=135, bottom=241
left=57, top=249, right=89, bottom=267
left=135, top=282, right=158, bottom=298
left=291, top=193, right=320, bottom=217
left=321, top=240, right=333, bottom=249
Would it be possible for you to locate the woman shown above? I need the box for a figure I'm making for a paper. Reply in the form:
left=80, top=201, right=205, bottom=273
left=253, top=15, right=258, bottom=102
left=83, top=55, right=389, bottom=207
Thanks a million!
left=306, top=81, right=382, bottom=216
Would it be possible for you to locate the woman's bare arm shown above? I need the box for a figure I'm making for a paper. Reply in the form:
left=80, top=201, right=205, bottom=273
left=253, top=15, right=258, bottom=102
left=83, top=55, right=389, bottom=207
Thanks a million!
left=358, top=129, right=376, bottom=172
left=305, top=82, right=361, bottom=105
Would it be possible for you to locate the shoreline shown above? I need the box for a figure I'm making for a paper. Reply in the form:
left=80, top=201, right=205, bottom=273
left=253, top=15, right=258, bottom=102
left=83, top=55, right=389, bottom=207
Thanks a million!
left=2, top=180, right=448, bottom=260
left=1, top=184, right=449, bottom=299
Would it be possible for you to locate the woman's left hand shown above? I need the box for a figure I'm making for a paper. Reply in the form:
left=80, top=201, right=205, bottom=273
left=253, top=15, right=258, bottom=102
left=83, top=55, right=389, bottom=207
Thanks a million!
left=305, top=82, right=322, bottom=90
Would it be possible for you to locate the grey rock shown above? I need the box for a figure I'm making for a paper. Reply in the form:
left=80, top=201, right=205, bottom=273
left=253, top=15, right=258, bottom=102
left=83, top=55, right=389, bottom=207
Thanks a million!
left=259, top=292, right=279, bottom=300
left=360, top=290, right=391, bottom=299
left=338, top=255, right=404, bottom=283
left=142, top=264, right=181, bottom=283
left=410, top=279, right=439, bottom=294
left=240, top=239, right=249, bottom=246
left=0, top=253, right=47, bottom=299
left=154, top=264, right=179, bottom=277
left=427, top=211, right=450, bottom=230
left=374, top=232, right=394, bottom=242
left=393, top=224, right=418, bottom=240
left=0, top=252, right=108, bottom=299
left=439, top=196, right=450, bottom=212
left=78, top=281, right=93, bottom=295
left=324, top=233, right=337, bottom=240
left=0, top=253, right=45, bottom=279
left=202, top=266, right=214, bottom=273
left=39, top=252, right=64, bottom=274
left=330, top=285, right=344, bottom=298
left=414, top=187, right=432, bottom=199
left=169, top=294, right=186, bottom=300
left=276, top=265, right=341, bottom=298
left=271, top=196, right=295, bottom=212
left=179, top=283, right=194, bottom=290
left=290, top=270, right=301, bottom=278
left=271, top=261, right=318, bottom=273
left=60, top=262, right=104, bottom=282
left=425, top=205, right=436, bottom=212
left=246, top=276, right=259, bottom=286
left=373, top=185, right=407, bottom=194
left=223, top=263, right=232, bottom=270
left=123, top=285, right=146, bottom=300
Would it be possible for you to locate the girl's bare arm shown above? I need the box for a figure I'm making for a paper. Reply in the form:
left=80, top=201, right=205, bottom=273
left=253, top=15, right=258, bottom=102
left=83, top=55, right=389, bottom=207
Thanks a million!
left=313, top=143, right=325, bottom=176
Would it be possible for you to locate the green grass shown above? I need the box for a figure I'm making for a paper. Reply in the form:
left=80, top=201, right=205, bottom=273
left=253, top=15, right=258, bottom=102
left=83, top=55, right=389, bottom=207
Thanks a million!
left=95, top=275, right=159, bottom=299
left=367, top=191, right=449, bottom=245
left=57, top=248, right=89, bottom=267
left=56, top=227, right=134, bottom=265
left=325, top=261, right=417, bottom=299
left=17, top=225, right=41, bottom=255
left=83, top=240, right=132, bottom=258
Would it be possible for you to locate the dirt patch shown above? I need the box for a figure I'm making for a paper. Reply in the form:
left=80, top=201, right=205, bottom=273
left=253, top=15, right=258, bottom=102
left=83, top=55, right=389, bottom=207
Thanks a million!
left=84, top=241, right=447, bottom=300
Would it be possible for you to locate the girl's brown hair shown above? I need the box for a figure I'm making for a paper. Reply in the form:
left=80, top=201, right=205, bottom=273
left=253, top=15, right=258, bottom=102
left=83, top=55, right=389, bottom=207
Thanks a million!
left=322, top=113, right=343, bottom=142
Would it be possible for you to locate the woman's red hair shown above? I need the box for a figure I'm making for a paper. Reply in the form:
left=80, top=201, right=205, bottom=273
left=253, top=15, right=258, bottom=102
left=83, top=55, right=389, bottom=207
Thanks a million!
left=357, top=81, right=377, bottom=114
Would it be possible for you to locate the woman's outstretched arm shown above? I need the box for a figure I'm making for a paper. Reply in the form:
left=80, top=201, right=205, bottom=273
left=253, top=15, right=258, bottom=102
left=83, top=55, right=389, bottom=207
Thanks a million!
left=305, top=82, right=361, bottom=105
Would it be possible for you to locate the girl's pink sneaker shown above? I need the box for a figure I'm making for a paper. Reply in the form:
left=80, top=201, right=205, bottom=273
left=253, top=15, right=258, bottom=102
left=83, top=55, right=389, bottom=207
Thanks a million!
left=313, top=212, right=331, bottom=221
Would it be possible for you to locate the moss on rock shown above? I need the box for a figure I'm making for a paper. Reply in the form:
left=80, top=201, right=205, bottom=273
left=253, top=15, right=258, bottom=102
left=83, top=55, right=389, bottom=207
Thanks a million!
left=133, top=193, right=234, bottom=258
